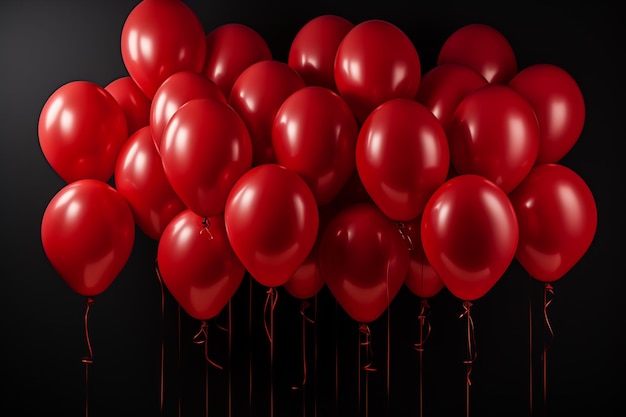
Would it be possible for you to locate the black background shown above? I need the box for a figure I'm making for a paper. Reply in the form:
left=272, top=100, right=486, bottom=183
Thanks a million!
left=1, top=1, right=624, bottom=416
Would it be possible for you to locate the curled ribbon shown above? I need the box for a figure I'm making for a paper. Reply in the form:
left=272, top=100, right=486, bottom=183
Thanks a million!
left=397, top=221, right=415, bottom=251
left=81, top=297, right=95, bottom=365
left=359, top=323, right=377, bottom=372
left=542, top=283, right=555, bottom=416
left=542, top=283, right=555, bottom=356
left=193, top=320, right=223, bottom=369
left=413, top=299, right=432, bottom=352
left=458, top=301, right=477, bottom=386
left=200, top=217, right=213, bottom=239
left=292, top=300, right=315, bottom=391
left=264, top=287, right=278, bottom=343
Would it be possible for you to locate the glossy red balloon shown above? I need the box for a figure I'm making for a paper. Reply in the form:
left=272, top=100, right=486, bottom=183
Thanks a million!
left=356, top=98, right=450, bottom=221
left=509, top=164, right=597, bottom=282
left=288, top=14, right=354, bottom=91
left=447, top=85, right=540, bottom=193
left=229, top=60, right=307, bottom=166
left=403, top=218, right=445, bottom=299
left=421, top=175, right=518, bottom=301
left=150, top=70, right=225, bottom=149
left=319, top=202, right=410, bottom=323
left=415, top=63, right=488, bottom=130
left=334, top=19, right=421, bottom=122
left=508, top=63, right=586, bottom=165
left=282, top=204, right=335, bottom=300
left=38, top=80, right=128, bottom=184
left=437, top=23, right=517, bottom=85
left=203, top=23, right=273, bottom=98
left=272, top=86, right=359, bottom=205
left=120, top=0, right=206, bottom=99
left=160, top=98, right=252, bottom=218
left=41, top=179, right=135, bottom=297
left=224, top=164, right=319, bottom=288
left=157, top=210, right=245, bottom=320
left=105, top=76, right=151, bottom=136
left=114, top=126, right=186, bottom=240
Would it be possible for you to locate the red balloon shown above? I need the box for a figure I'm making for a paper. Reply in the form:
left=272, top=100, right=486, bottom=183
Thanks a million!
left=447, top=85, right=540, bottom=193
left=508, top=63, right=586, bottom=165
left=114, top=126, right=186, bottom=240
left=334, top=19, right=421, bottom=122
left=319, top=202, right=410, bottom=323
left=38, top=80, right=128, bottom=184
left=272, top=86, right=359, bottom=206
left=157, top=210, right=245, bottom=320
left=437, top=23, right=517, bottom=85
left=160, top=98, right=252, bottom=218
left=288, top=14, right=354, bottom=91
left=421, top=175, right=519, bottom=301
left=282, top=204, right=335, bottom=300
left=41, top=179, right=135, bottom=297
left=224, top=164, right=319, bottom=288
left=402, top=218, right=445, bottom=299
left=509, top=164, right=597, bottom=282
left=203, top=23, right=273, bottom=98
left=356, top=98, right=450, bottom=221
left=229, top=60, right=307, bottom=166
left=150, top=70, right=225, bottom=149
left=105, top=76, right=151, bottom=136
left=120, top=0, right=206, bottom=99
left=415, top=63, right=488, bottom=130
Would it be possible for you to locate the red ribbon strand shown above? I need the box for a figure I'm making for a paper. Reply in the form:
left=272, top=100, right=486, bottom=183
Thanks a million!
left=414, top=299, right=432, bottom=417
left=459, top=301, right=477, bottom=417
left=81, top=297, right=95, bottom=417
left=542, top=283, right=555, bottom=416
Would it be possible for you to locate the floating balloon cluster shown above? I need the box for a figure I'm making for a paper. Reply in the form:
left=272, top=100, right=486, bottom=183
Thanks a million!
left=39, top=0, right=597, bottom=338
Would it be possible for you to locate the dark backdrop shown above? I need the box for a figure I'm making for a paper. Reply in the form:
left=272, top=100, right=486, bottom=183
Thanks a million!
left=1, top=1, right=623, bottom=416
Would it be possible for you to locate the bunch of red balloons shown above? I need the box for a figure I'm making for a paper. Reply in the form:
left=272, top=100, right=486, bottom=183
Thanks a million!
left=39, top=0, right=597, bottom=327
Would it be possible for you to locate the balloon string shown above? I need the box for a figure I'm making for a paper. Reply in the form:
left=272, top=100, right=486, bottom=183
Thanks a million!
left=397, top=221, right=415, bottom=251
left=292, top=300, right=314, bottom=417
left=249, top=276, right=253, bottom=417
left=228, top=299, right=233, bottom=417
left=359, top=323, right=376, bottom=417
left=386, top=273, right=391, bottom=417
left=292, top=300, right=314, bottom=390
left=314, top=294, right=319, bottom=417
left=335, top=300, right=339, bottom=414
left=200, top=217, right=213, bottom=239
left=177, top=304, right=181, bottom=417
left=193, top=320, right=224, bottom=369
left=264, top=287, right=278, bottom=417
left=542, top=283, right=555, bottom=416
left=414, top=299, right=432, bottom=417
left=459, top=301, right=477, bottom=417
left=529, top=275, right=533, bottom=417
left=193, top=320, right=223, bottom=417
left=155, top=260, right=165, bottom=416
left=81, top=297, right=95, bottom=417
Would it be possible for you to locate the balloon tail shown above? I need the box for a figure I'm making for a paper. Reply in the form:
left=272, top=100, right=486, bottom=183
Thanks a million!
left=314, top=294, right=319, bottom=417
left=359, top=323, right=377, bottom=417
left=413, top=299, right=432, bottom=417
left=155, top=260, right=165, bottom=416
left=249, top=276, right=253, bottom=417
left=459, top=301, right=477, bottom=417
left=529, top=275, right=534, bottom=417
left=228, top=299, right=232, bottom=417
left=292, top=300, right=314, bottom=417
left=81, top=297, right=95, bottom=417
left=397, top=221, right=415, bottom=251
left=542, top=283, right=555, bottom=416
left=264, top=287, right=278, bottom=417
left=193, top=320, right=223, bottom=417
left=200, top=217, right=213, bottom=239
